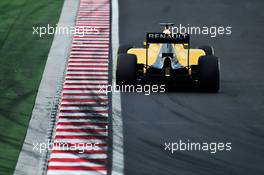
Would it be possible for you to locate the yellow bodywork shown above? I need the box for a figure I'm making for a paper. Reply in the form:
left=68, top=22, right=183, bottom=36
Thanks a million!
left=127, top=44, right=205, bottom=67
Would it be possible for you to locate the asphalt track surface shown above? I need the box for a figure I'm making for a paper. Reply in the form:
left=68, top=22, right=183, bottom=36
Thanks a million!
left=119, top=0, right=264, bottom=174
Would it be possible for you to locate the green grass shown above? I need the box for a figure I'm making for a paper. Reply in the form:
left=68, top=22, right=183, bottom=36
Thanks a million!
left=0, top=0, right=64, bottom=174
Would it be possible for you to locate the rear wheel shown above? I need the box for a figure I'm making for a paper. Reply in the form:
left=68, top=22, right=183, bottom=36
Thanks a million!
left=116, top=54, right=137, bottom=85
left=199, top=45, right=214, bottom=55
left=118, top=45, right=134, bottom=54
left=198, top=55, right=220, bottom=92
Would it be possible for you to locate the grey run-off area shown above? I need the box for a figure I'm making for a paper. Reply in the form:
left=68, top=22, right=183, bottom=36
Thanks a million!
left=14, top=0, right=79, bottom=174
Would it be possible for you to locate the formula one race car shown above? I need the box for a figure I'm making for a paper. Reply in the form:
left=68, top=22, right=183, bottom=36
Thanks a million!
left=116, top=23, right=220, bottom=92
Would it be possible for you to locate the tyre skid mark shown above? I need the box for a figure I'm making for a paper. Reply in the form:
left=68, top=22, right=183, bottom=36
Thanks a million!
left=47, top=0, right=110, bottom=174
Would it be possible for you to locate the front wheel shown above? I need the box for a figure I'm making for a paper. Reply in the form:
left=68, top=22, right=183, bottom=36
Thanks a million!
left=198, top=55, right=220, bottom=92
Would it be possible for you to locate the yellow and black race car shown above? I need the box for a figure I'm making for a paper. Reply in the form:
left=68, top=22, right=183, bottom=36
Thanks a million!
left=116, top=23, right=220, bottom=92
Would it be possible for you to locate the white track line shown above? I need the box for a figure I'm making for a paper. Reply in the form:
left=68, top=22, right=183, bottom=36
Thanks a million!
left=111, top=0, right=124, bottom=174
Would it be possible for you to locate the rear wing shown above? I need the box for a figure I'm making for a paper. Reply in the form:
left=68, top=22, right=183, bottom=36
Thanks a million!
left=145, top=33, right=191, bottom=70
left=146, top=33, right=190, bottom=44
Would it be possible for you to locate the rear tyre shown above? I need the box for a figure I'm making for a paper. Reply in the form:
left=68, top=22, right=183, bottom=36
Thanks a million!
left=198, top=55, right=220, bottom=92
left=116, top=54, right=137, bottom=85
left=118, top=45, right=134, bottom=54
left=199, top=45, right=214, bottom=55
